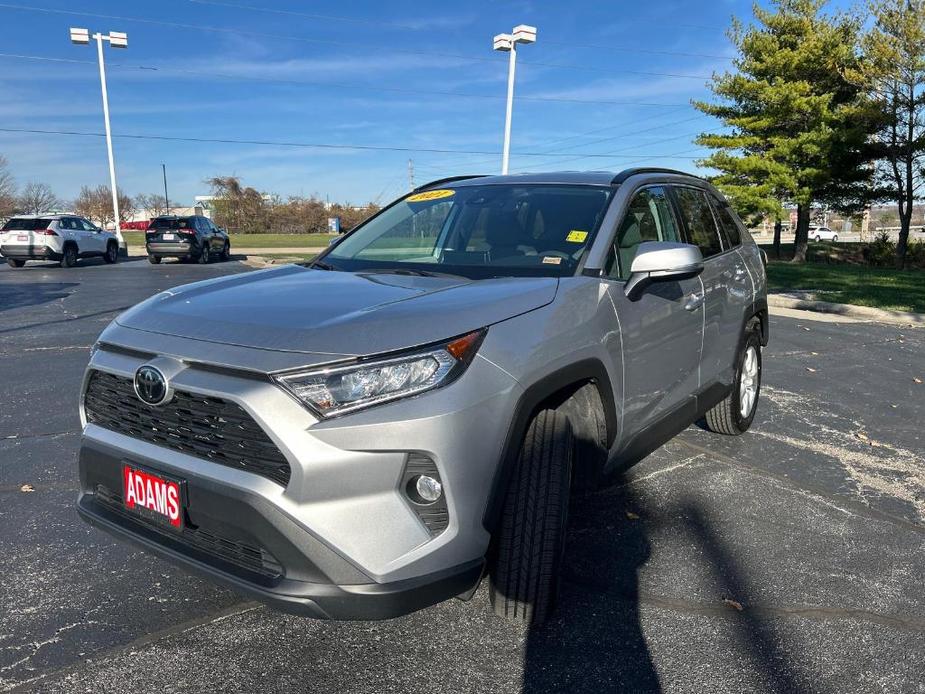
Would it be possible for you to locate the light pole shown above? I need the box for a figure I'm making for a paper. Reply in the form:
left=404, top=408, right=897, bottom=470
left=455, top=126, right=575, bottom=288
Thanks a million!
left=162, top=163, right=170, bottom=215
left=492, top=24, right=537, bottom=175
left=69, top=27, right=128, bottom=255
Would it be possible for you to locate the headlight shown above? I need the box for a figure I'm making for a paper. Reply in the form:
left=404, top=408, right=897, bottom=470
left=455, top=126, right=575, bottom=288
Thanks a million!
left=275, top=329, right=486, bottom=418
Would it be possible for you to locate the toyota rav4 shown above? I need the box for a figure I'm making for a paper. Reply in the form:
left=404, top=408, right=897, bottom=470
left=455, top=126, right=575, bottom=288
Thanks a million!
left=1, top=214, right=119, bottom=268
left=77, top=169, right=768, bottom=625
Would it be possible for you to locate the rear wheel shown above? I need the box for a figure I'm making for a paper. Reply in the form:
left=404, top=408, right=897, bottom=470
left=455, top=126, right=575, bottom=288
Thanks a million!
left=704, top=327, right=762, bottom=435
left=832, top=235, right=838, bottom=242
left=60, top=244, right=77, bottom=268
left=6, top=258, right=25, bottom=268
left=489, top=409, right=573, bottom=625
left=198, top=245, right=210, bottom=264
left=104, top=241, right=118, bottom=264
left=147, top=254, right=161, bottom=264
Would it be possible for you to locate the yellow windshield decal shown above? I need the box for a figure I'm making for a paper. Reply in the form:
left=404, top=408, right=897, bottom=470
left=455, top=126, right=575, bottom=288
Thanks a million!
left=566, top=230, right=588, bottom=243
left=406, top=189, right=455, bottom=203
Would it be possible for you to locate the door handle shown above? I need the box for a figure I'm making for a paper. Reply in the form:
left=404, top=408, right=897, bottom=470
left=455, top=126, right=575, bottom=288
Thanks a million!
left=684, top=292, right=705, bottom=311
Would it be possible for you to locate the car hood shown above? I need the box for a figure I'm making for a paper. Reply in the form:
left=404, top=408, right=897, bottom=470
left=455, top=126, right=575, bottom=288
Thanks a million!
left=115, top=265, right=558, bottom=358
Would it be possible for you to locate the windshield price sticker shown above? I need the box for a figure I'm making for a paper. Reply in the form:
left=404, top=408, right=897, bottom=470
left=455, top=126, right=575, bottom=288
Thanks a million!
left=566, top=230, right=588, bottom=243
left=542, top=256, right=562, bottom=265
left=406, top=189, right=456, bottom=203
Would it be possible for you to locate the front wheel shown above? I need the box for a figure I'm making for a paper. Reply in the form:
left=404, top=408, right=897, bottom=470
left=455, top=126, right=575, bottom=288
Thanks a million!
left=220, top=241, right=230, bottom=262
left=104, top=242, right=118, bottom=264
left=704, top=328, right=762, bottom=435
left=832, top=235, right=838, bottom=242
left=814, top=236, right=821, bottom=242
left=489, top=409, right=573, bottom=625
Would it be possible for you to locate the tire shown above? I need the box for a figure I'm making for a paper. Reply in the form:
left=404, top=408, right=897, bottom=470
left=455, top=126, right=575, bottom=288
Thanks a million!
left=198, top=245, right=210, bottom=264
left=814, top=236, right=821, bottom=242
left=60, top=244, right=77, bottom=268
left=220, top=241, right=230, bottom=262
left=6, top=258, right=25, bottom=268
left=148, top=254, right=161, bottom=264
left=704, top=327, right=762, bottom=435
left=832, top=235, right=838, bottom=242
left=489, top=409, right=573, bottom=625
left=104, top=241, right=118, bottom=264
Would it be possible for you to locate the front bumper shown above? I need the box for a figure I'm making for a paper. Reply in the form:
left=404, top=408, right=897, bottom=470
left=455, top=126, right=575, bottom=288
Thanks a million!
left=77, top=335, right=520, bottom=618
left=1, top=244, right=60, bottom=261
left=77, top=436, right=483, bottom=619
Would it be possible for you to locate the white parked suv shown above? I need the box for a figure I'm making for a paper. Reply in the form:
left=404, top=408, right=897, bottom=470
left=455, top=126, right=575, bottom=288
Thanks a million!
left=0, top=214, right=120, bottom=268
left=808, top=225, right=838, bottom=242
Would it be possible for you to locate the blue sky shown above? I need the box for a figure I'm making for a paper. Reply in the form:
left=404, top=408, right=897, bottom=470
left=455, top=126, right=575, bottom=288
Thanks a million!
left=0, top=0, right=852, bottom=206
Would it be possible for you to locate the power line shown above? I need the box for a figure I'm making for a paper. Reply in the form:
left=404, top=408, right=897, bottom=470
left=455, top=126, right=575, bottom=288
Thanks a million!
left=0, top=3, right=728, bottom=76
left=0, top=126, right=705, bottom=160
left=0, top=52, right=693, bottom=108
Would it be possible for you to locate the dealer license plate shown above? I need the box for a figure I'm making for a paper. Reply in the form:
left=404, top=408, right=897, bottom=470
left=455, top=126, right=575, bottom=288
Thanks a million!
left=162, top=233, right=175, bottom=240
left=122, top=464, right=184, bottom=530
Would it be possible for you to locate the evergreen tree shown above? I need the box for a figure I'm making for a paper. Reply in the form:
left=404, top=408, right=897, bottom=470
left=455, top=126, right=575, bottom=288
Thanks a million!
left=695, top=0, right=874, bottom=262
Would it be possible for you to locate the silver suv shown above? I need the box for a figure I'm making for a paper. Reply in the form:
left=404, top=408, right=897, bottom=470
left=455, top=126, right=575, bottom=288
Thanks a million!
left=77, top=169, right=768, bottom=625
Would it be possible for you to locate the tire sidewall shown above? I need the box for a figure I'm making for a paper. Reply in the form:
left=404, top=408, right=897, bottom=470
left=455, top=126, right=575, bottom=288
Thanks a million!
left=731, top=330, right=762, bottom=431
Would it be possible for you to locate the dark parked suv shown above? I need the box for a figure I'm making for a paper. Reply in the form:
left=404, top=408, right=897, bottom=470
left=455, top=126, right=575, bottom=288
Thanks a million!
left=78, top=169, right=768, bottom=625
left=145, top=215, right=230, bottom=264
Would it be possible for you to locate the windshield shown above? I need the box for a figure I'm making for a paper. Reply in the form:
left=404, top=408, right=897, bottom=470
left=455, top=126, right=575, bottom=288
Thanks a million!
left=2, top=218, right=52, bottom=231
left=323, top=184, right=612, bottom=279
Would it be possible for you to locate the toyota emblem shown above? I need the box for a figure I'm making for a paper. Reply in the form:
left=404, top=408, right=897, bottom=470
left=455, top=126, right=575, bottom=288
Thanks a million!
left=134, top=365, right=171, bottom=406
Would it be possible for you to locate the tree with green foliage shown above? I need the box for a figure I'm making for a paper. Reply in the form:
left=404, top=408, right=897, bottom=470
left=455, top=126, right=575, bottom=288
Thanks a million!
left=695, top=0, right=876, bottom=263
left=854, top=0, right=925, bottom=269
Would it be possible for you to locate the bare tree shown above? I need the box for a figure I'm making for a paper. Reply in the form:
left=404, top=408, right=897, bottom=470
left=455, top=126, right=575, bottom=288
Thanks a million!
left=16, top=181, right=60, bottom=215
left=134, top=192, right=169, bottom=219
left=73, top=185, right=134, bottom=227
left=0, top=154, right=15, bottom=218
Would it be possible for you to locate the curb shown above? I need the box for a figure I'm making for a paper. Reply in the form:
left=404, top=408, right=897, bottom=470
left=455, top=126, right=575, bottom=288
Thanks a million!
left=768, top=293, right=925, bottom=326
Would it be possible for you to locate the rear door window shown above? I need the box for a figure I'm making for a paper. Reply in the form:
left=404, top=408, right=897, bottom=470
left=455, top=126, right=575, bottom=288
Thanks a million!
left=709, top=196, right=742, bottom=247
left=674, top=187, right=723, bottom=258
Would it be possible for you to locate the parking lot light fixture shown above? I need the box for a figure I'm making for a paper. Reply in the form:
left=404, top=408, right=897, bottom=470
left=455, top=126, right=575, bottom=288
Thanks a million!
left=493, top=24, right=537, bottom=175
left=69, top=27, right=128, bottom=256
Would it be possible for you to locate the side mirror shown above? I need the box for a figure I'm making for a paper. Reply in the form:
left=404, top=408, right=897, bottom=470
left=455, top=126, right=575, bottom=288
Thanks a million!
left=624, top=241, right=704, bottom=300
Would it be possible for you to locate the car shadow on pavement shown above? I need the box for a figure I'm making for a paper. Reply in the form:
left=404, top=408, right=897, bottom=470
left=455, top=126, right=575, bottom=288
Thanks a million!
left=521, top=474, right=660, bottom=693
left=0, top=282, right=78, bottom=313
left=521, top=479, right=809, bottom=693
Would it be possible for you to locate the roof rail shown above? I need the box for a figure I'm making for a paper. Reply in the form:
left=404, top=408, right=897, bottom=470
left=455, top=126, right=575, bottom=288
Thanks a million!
left=412, top=174, right=486, bottom=192
left=611, top=167, right=699, bottom=185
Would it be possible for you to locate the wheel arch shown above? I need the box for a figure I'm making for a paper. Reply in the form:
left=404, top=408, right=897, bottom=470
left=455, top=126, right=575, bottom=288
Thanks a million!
left=482, top=358, right=618, bottom=533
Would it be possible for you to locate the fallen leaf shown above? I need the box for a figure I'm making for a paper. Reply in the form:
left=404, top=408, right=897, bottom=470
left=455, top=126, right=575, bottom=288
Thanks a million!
left=855, top=432, right=869, bottom=442
left=626, top=511, right=640, bottom=521
left=811, top=351, right=819, bottom=356
left=914, top=377, right=923, bottom=384
left=723, top=598, right=744, bottom=611
left=20, top=484, right=35, bottom=493
left=890, top=404, right=898, bottom=409
left=806, top=367, right=817, bottom=373
left=802, top=327, right=811, bottom=331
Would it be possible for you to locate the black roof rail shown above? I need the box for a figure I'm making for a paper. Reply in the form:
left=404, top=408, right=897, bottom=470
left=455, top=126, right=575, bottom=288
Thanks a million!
left=412, top=174, right=486, bottom=192
left=611, top=167, right=700, bottom=185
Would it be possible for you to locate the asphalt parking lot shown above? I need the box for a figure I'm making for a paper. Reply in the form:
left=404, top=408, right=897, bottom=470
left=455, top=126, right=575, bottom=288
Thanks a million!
left=1, top=256, right=923, bottom=693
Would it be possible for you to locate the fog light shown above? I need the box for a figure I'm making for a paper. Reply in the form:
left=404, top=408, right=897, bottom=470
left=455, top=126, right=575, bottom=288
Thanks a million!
left=414, top=475, right=442, bottom=504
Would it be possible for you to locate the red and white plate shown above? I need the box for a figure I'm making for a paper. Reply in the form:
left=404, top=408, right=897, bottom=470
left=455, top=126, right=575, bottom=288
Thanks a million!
left=122, top=464, right=184, bottom=529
